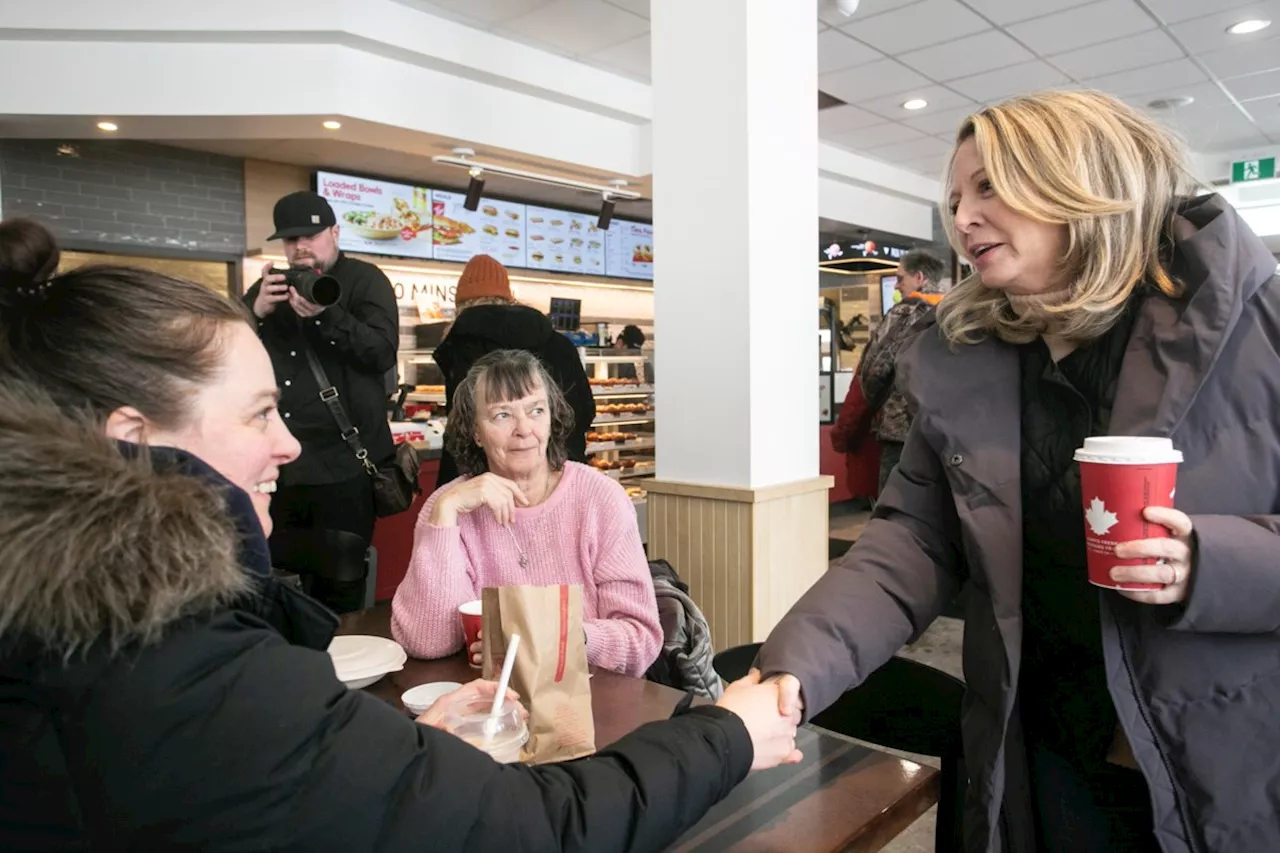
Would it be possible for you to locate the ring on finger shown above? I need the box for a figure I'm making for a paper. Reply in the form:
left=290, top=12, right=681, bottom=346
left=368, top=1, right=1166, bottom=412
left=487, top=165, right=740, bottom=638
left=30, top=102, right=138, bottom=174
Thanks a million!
left=1156, top=558, right=1177, bottom=585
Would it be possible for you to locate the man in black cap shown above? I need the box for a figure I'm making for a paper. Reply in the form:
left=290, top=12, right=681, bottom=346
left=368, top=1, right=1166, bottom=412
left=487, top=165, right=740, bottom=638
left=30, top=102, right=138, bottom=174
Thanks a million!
left=244, top=190, right=398, bottom=612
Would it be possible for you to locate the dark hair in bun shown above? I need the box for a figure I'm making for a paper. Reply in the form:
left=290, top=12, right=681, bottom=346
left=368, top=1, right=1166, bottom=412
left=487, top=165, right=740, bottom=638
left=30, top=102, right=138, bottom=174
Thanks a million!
left=0, top=218, right=61, bottom=302
left=0, top=218, right=251, bottom=429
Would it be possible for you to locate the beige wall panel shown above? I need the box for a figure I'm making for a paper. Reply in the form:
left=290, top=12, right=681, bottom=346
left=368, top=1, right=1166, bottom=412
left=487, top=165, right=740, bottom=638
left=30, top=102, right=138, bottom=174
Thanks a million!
left=647, top=476, right=832, bottom=653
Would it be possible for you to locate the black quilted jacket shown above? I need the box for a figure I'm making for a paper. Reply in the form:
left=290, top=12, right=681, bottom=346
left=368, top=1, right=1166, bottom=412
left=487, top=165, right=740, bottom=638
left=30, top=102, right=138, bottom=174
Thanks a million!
left=1016, top=299, right=1138, bottom=769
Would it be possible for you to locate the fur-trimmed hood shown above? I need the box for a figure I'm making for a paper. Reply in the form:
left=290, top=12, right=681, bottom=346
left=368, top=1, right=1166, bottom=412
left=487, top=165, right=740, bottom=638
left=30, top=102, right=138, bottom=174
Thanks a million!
left=0, top=382, right=250, bottom=657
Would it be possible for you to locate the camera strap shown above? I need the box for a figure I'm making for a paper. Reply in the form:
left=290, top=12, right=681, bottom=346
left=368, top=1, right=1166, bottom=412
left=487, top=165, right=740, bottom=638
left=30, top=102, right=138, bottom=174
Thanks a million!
left=299, top=327, right=378, bottom=477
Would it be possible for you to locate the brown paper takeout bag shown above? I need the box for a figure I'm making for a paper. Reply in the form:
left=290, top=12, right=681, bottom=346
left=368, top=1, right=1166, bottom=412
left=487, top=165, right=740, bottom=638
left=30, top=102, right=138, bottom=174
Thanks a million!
left=481, top=584, right=595, bottom=764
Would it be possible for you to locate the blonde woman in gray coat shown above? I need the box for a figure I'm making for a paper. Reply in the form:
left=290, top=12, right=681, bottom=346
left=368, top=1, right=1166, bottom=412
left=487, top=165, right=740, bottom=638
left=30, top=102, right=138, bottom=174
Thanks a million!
left=759, top=90, right=1280, bottom=853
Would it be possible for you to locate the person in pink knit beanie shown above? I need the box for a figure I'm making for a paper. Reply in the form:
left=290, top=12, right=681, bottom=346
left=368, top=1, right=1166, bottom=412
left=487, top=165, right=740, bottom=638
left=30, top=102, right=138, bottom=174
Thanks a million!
left=391, top=349, right=662, bottom=677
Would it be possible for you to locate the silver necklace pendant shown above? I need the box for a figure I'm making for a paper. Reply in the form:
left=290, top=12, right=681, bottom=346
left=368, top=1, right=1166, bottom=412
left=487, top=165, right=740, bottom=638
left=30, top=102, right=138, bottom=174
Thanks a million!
left=504, top=524, right=530, bottom=569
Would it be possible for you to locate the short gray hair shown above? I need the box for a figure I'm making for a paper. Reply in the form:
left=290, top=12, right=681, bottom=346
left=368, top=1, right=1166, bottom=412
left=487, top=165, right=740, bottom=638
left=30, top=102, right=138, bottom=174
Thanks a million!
left=444, top=349, right=575, bottom=476
left=901, top=249, right=947, bottom=286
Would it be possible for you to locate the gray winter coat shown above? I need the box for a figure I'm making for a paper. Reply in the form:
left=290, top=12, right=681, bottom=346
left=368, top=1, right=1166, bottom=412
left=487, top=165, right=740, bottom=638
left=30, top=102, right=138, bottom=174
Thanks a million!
left=757, top=194, right=1280, bottom=853
left=645, top=560, right=723, bottom=699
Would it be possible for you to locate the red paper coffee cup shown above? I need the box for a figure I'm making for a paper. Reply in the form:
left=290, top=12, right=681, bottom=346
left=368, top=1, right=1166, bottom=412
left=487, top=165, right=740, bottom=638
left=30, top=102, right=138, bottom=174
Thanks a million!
left=1074, top=437, right=1183, bottom=591
left=458, top=600, right=482, bottom=669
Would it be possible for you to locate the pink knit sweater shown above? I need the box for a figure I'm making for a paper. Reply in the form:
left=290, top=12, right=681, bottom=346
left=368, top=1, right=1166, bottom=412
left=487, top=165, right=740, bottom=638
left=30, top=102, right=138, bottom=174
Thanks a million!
left=391, top=462, right=662, bottom=677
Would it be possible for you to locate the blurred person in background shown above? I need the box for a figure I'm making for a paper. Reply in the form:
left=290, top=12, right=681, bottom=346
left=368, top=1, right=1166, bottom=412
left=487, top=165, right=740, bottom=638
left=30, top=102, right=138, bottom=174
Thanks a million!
left=0, top=219, right=806, bottom=852
left=829, top=351, right=882, bottom=508
left=614, top=324, right=655, bottom=384
left=858, top=249, right=949, bottom=491
left=243, top=190, right=399, bottom=612
left=434, top=254, right=594, bottom=488
left=758, top=90, right=1280, bottom=852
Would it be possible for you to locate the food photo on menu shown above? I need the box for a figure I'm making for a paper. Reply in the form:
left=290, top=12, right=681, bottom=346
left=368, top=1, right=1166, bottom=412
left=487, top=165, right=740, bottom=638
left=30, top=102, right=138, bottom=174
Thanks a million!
left=431, top=190, right=525, bottom=267
left=600, top=219, right=655, bottom=280
left=316, top=171, right=434, bottom=260
left=525, top=205, right=606, bottom=274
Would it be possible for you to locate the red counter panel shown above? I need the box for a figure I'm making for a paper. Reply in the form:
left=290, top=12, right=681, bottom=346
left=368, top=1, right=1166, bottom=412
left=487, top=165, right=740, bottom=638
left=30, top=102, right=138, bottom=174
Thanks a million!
left=371, top=458, right=439, bottom=602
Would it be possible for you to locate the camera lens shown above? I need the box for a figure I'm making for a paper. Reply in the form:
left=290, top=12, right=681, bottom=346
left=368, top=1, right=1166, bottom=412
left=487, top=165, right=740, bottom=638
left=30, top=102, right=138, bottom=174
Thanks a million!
left=302, top=272, right=341, bottom=307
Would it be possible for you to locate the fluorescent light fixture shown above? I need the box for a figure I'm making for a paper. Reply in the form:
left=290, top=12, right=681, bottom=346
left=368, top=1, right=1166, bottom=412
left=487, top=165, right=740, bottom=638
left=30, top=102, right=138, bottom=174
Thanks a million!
left=1227, top=19, right=1271, bottom=35
left=902, top=99, right=928, bottom=111
left=1148, top=96, right=1194, bottom=110
left=96, top=121, right=118, bottom=132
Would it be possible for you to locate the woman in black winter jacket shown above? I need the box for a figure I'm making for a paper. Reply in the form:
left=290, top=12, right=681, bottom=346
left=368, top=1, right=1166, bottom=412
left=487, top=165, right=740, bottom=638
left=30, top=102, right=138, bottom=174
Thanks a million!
left=435, top=254, right=595, bottom=487
left=0, top=219, right=802, bottom=853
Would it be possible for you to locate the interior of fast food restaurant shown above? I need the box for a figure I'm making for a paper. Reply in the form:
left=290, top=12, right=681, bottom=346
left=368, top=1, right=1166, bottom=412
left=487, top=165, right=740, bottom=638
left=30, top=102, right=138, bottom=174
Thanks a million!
left=3, top=2, right=1280, bottom=847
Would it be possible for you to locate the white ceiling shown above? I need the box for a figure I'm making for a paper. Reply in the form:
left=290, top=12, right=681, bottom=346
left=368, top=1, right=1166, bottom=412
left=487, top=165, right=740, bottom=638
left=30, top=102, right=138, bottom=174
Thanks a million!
left=400, top=0, right=1280, bottom=177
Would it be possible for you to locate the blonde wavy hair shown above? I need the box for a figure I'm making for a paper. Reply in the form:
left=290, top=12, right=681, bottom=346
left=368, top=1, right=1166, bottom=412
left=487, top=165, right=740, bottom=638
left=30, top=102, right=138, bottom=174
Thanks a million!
left=937, top=90, right=1198, bottom=346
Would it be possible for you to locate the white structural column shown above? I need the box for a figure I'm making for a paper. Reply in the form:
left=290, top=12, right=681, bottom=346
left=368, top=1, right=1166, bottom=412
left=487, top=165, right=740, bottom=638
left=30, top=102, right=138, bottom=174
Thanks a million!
left=648, top=0, right=828, bottom=648
left=651, top=0, right=819, bottom=489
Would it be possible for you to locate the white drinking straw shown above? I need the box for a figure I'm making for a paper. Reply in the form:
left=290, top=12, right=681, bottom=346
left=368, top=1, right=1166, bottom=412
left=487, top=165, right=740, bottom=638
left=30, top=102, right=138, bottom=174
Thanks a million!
left=483, top=633, right=520, bottom=746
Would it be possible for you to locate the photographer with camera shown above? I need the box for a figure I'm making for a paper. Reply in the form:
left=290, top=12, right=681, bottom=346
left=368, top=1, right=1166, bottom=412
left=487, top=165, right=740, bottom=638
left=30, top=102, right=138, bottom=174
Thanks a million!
left=244, top=191, right=399, bottom=612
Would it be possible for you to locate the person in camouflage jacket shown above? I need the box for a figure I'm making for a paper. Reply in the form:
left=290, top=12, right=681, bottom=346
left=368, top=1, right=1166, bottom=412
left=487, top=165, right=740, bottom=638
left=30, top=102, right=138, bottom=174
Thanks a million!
left=859, top=249, right=950, bottom=490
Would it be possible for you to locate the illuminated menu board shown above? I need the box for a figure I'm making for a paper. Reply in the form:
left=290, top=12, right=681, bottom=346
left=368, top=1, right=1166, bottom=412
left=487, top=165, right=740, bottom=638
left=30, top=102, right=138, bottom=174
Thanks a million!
left=314, top=170, right=653, bottom=280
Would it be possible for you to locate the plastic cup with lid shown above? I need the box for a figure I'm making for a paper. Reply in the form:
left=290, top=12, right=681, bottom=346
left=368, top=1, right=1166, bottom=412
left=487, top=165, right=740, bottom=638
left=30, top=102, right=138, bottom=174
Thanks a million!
left=441, top=698, right=529, bottom=764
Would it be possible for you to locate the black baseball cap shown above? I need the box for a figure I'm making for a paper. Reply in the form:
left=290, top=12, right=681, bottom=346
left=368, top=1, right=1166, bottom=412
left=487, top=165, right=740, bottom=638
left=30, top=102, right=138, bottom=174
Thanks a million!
left=268, top=191, right=337, bottom=240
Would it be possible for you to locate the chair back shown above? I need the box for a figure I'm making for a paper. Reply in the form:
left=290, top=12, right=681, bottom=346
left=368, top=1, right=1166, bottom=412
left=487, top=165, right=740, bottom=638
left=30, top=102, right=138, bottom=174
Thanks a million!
left=816, top=655, right=963, bottom=758
left=713, top=642, right=966, bottom=852
left=711, top=643, right=762, bottom=684
left=270, top=529, right=370, bottom=585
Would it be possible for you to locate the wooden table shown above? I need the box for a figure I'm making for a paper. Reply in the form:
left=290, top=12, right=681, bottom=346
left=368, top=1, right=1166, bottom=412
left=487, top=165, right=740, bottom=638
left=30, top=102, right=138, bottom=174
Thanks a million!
left=339, top=607, right=939, bottom=852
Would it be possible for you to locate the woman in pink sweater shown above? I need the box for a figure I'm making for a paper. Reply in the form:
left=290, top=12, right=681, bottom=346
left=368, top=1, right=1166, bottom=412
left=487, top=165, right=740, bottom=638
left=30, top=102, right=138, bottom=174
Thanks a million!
left=392, top=349, right=662, bottom=677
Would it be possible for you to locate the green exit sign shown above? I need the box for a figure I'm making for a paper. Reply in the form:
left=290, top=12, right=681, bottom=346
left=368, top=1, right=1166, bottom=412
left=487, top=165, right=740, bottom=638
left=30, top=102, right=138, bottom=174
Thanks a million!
left=1232, top=157, right=1276, bottom=183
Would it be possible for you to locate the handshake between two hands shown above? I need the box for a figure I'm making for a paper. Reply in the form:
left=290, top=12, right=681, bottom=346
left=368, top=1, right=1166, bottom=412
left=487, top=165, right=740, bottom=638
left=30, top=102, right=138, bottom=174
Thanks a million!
left=715, top=670, right=805, bottom=771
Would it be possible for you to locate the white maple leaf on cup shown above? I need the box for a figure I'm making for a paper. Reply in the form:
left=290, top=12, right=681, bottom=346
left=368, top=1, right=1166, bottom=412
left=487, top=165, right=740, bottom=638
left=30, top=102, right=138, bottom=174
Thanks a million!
left=1086, top=497, right=1119, bottom=536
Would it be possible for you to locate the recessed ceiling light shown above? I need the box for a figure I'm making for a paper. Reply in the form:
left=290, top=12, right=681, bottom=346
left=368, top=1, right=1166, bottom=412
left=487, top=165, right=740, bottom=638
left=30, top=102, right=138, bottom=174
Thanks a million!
left=1148, top=96, right=1195, bottom=110
left=902, top=98, right=928, bottom=110
left=1227, top=19, right=1271, bottom=35
left=322, top=120, right=342, bottom=130
left=96, top=121, right=118, bottom=132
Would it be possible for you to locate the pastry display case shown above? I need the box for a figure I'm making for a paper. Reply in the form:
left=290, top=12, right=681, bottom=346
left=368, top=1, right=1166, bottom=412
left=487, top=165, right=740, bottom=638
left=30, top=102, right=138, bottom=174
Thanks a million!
left=583, top=348, right=655, bottom=496
left=584, top=348, right=653, bottom=543
left=396, top=348, right=447, bottom=451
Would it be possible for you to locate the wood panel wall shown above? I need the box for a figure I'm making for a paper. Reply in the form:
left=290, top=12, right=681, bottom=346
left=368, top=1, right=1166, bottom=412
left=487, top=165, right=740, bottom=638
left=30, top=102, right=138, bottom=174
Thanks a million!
left=243, top=159, right=310, bottom=258
left=647, top=477, right=833, bottom=651
left=648, top=493, right=754, bottom=650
